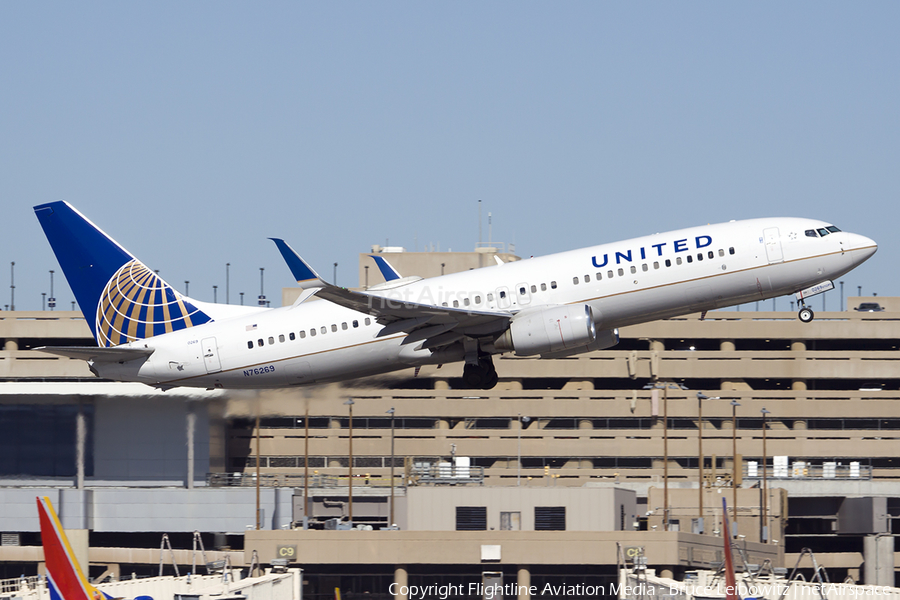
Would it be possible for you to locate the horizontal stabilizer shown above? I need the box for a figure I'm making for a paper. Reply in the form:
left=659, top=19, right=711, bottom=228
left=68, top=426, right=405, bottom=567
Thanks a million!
left=270, top=238, right=327, bottom=289
left=36, top=346, right=154, bottom=362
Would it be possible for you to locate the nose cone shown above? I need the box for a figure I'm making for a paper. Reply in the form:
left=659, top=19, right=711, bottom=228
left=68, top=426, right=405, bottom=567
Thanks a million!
left=847, top=233, right=877, bottom=264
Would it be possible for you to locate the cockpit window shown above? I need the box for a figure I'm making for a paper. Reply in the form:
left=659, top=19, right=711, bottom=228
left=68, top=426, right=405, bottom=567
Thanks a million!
left=826, top=226, right=841, bottom=233
left=805, top=229, right=818, bottom=238
left=817, top=228, right=830, bottom=236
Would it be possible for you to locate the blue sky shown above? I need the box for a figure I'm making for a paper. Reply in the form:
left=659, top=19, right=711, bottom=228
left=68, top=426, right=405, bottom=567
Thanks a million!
left=1, top=3, right=897, bottom=311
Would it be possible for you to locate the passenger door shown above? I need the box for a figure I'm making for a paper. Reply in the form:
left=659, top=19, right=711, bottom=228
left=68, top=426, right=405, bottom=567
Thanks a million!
left=201, top=337, right=222, bottom=374
left=763, top=227, right=784, bottom=264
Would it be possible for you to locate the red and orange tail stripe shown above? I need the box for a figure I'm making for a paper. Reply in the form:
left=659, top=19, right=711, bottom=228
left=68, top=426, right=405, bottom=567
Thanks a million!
left=37, top=496, right=105, bottom=600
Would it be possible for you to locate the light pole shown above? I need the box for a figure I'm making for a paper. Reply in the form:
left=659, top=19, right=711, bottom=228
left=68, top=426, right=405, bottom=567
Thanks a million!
left=258, top=268, right=266, bottom=306
left=344, top=398, right=355, bottom=524
left=213, top=285, right=217, bottom=303
left=644, top=381, right=685, bottom=531
left=255, top=408, right=261, bottom=530
left=48, top=270, right=55, bottom=310
left=42, top=292, right=46, bottom=311
left=840, top=281, right=845, bottom=312
left=304, top=406, right=309, bottom=528
left=185, top=281, right=189, bottom=295
left=696, top=392, right=719, bottom=533
left=10, top=262, right=15, bottom=311
left=226, top=263, right=230, bottom=304
left=761, top=407, right=770, bottom=543
left=240, top=292, right=244, bottom=306
left=333, top=262, right=338, bottom=285
left=731, top=399, right=741, bottom=537
left=387, top=407, right=396, bottom=527
left=517, top=414, right=530, bottom=486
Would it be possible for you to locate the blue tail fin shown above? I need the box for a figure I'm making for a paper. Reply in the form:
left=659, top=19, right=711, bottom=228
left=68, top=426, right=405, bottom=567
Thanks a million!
left=34, top=201, right=211, bottom=346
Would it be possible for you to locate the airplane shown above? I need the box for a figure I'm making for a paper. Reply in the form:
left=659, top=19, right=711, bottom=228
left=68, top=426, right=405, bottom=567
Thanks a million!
left=37, top=496, right=111, bottom=600
left=34, top=201, right=876, bottom=390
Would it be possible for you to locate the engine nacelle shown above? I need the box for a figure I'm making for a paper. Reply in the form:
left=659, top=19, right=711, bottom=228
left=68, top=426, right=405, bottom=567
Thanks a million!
left=495, top=304, right=597, bottom=356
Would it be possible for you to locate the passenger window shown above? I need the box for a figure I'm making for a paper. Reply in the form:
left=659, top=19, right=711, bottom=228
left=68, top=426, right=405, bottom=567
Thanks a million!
left=531, top=285, right=537, bottom=293
left=696, top=253, right=703, bottom=261
left=642, top=264, right=648, bottom=272
left=540, top=284, right=547, bottom=291
left=352, top=320, right=359, bottom=328
left=310, top=329, right=316, bottom=337
left=729, top=247, right=735, bottom=255
left=321, top=326, right=327, bottom=334
left=718, top=249, right=725, bottom=257
left=365, top=318, right=371, bottom=326
left=442, top=302, right=448, bottom=307
left=617, top=268, right=624, bottom=276
left=247, top=341, right=253, bottom=349
left=686, top=255, right=693, bottom=263
left=268, top=337, right=275, bottom=345
left=289, top=332, right=295, bottom=341
left=453, top=300, right=459, bottom=307
left=573, top=277, right=579, bottom=285
left=300, top=331, right=306, bottom=339
left=708, top=251, right=714, bottom=259
left=665, top=259, right=672, bottom=267
left=257, top=339, right=264, bottom=347
left=584, top=275, right=590, bottom=283
left=595, top=273, right=602, bottom=281
left=464, top=298, right=470, bottom=306
left=279, top=334, right=285, bottom=343
left=653, top=261, right=659, bottom=269
left=342, top=322, right=348, bottom=330
left=519, top=287, right=527, bottom=295
left=475, top=296, right=482, bottom=304
left=331, top=324, right=337, bottom=332
left=487, top=293, right=494, bottom=301
left=676, top=257, right=683, bottom=265
left=550, top=281, right=557, bottom=289
left=630, top=265, right=637, bottom=274
left=608, top=270, right=614, bottom=278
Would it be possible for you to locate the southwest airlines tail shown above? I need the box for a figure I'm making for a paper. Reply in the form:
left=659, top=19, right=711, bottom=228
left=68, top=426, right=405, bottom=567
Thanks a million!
left=37, top=496, right=107, bottom=600
left=34, top=201, right=212, bottom=347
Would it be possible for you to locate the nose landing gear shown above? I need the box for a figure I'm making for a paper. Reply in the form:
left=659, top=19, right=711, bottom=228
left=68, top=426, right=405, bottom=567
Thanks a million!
left=798, top=305, right=815, bottom=323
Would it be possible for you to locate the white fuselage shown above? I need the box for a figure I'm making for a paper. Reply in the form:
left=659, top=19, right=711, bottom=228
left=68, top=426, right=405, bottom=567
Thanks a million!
left=97, top=217, right=876, bottom=389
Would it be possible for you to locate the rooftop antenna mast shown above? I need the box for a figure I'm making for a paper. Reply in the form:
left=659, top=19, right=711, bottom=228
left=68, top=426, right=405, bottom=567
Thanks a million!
left=488, top=212, right=492, bottom=245
left=478, top=199, right=482, bottom=246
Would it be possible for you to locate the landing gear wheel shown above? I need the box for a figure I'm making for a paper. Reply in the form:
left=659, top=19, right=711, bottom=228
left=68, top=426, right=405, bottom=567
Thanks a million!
left=798, top=307, right=814, bottom=323
left=462, top=357, right=499, bottom=390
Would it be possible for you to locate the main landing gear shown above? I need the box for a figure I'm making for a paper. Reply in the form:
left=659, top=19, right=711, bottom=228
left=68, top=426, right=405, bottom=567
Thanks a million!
left=463, top=356, right=499, bottom=389
left=798, top=305, right=815, bottom=323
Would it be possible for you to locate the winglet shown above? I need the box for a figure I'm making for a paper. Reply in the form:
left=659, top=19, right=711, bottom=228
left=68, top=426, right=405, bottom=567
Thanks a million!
left=37, top=496, right=104, bottom=600
left=270, top=238, right=327, bottom=289
left=368, top=254, right=402, bottom=282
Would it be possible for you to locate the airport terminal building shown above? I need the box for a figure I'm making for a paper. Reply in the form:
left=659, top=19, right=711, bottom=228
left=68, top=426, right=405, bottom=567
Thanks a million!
left=1, top=246, right=898, bottom=595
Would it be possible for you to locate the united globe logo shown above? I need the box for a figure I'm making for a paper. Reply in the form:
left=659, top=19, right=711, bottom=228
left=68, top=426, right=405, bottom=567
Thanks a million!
left=96, top=260, right=211, bottom=347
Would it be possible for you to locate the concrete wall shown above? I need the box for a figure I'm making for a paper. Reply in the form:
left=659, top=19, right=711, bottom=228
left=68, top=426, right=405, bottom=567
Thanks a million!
left=94, top=397, right=210, bottom=484
left=0, top=487, right=294, bottom=533
left=406, top=486, right=636, bottom=531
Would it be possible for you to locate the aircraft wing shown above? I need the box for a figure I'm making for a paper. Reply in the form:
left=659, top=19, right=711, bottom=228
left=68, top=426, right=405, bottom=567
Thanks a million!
left=35, top=346, right=155, bottom=362
left=271, top=238, right=512, bottom=346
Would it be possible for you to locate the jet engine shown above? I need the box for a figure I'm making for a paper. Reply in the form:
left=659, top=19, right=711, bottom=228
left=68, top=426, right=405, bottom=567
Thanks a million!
left=494, top=304, right=599, bottom=356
